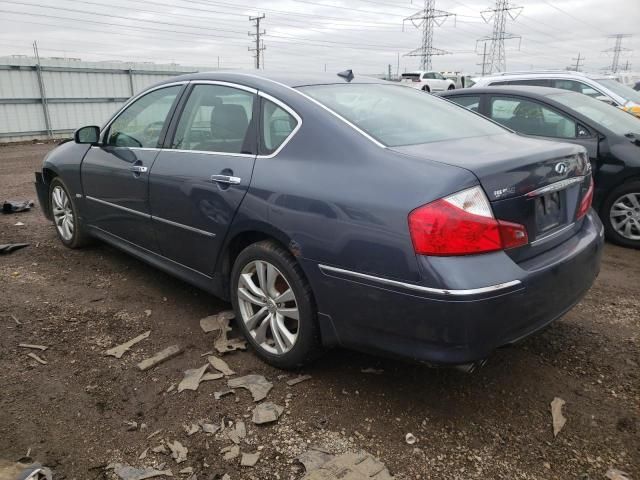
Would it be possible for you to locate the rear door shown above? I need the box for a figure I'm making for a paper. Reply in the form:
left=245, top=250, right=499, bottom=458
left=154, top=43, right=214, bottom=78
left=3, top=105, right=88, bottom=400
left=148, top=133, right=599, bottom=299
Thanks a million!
left=148, top=82, right=258, bottom=276
left=81, top=84, right=184, bottom=251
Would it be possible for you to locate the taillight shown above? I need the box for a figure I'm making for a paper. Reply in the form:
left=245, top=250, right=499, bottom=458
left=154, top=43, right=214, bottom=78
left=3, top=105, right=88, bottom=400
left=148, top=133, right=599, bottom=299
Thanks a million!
left=576, top=177, right=594, bottom=219
left=408, top=186, right=528, bottom=256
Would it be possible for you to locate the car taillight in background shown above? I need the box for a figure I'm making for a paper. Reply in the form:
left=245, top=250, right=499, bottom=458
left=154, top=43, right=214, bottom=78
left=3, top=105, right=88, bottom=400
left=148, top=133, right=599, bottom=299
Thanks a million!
left=408, top=186, right=528, bottom=256
left=576, top=177, right=594, bottom=219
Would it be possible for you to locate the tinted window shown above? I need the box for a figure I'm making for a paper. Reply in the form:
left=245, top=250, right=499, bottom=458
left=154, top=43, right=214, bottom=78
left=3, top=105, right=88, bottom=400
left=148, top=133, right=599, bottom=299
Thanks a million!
left=448, top=95, right=481, bottom=112
left=299, top=84, right=506, bottom=147
left=423, top=73, right=435, bottom=79
left=107, top=86, right=181, bottom=148
left=490, top=96, right=577, bottom=138
left=552, top=79, right=601, bottom=98
left=261, top=99, right=297, bottom=155
left=490, top=79, right=551, bottom=87
left=172, top=84, right=255, bottom=154
left=401, top=73, right=420, bottom=80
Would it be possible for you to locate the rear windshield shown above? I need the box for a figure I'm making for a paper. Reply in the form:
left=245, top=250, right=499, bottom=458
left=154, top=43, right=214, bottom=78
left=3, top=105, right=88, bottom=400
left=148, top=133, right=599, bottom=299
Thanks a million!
left=298, top=84, right=506, bottom=147
left=401, top=73, right=420, bottom=80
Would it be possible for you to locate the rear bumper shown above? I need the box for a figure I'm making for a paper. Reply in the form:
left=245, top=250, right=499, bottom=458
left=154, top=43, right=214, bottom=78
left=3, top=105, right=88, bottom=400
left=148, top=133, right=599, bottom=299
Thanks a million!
left=308, top=210, right=604, bottom=365
left=34, top=172, right=52, bottom=220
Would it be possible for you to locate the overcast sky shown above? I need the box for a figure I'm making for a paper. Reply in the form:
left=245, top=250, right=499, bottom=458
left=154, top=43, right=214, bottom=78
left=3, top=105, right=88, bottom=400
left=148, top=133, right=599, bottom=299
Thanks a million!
left=0, top=0, right=638, bottom=75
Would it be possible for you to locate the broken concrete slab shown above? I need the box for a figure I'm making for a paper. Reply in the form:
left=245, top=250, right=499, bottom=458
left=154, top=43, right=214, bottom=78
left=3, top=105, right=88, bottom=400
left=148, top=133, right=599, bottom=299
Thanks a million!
left=221, top=445, right=240, bottom=461
left=606, top=468, right=631, bottom=480
left=252, top=402, right=284, bottom=425
left=297, top=448, right=334, bottom=472
left=207, top=355, right=235, bottom=376
left=286, top=374, right=312, bottom=386
left=167, top=440, right=188, bottom=464
left=200, top=421, right=220, bottom=434
left=200, top=372, right=224, bottom=382
left=178, top=365, right=209, bottom=393
left=300, top=451, right=394, bottom=480
left=138, top=448, right=149, bottom=460
left=18, top=343, right=48, bottom=351
left=214, top=336, right=247, bottom=355
left=214, top=389, right=235, bottom=400
left=105, top=331, right=151, bottom=359
left=184, top=423, right=200, bottom=436
left=152, top=444, right=168, bottom=455
left=27, top=352, right=47, bottom=365
left=235, top=421, right=246, bottom=439
left=550, top=397, right=567, bottom=437
left=108, top=463, right=173, bottom=480
left=240, top=452, right=260, bottom=467
left=137, top=345, right=183, bottom=371
left=227, top=375, right=272, bottom=402
left=200, top=311, right=235, bottom=333
left=178, top=467, right=193, bottom=475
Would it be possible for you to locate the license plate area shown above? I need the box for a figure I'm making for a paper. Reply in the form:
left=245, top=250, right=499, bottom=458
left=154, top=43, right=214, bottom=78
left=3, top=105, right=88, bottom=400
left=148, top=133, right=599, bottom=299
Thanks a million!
left=535, top=191, right=563, bottom=233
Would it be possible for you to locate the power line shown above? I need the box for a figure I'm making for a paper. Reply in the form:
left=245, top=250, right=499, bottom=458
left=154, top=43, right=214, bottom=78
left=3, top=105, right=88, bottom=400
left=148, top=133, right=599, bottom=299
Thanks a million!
left=403, top=0, right=456, bottom=71
left=479, top=0, right=522, bottom=74
left=568, top=52, right=584, bottom=72
left=249, top=14, right=266, bottom=69
left=604, top=34, right=632, bottom=73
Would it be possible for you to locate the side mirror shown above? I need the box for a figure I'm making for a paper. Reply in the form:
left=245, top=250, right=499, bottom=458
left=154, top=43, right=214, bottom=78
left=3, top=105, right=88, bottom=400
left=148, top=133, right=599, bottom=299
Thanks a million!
left=595, top=95, right=616, bottom=106
left=74, top=125, right=100, bottom=144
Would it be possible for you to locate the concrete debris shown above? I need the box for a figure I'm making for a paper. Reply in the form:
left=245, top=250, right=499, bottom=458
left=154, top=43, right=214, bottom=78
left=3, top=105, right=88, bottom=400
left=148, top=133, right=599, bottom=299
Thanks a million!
left=27, top=352, right=47, bottom=365
left=605, top=469, right=631, bottom=480
left=235, top=421, right=247, bottom=439
left=178, top=467, right=193, bottom=475
left=226, top=429, right=241, bottom=445
left=0, top=459, right=52, bottom=480
left=152, top=444, right=169, bottom=455
left=14, top=221, right=25, bottom=226
left=145, top=309, right=152, bottom=317
left=137, top=345, right=183, bottom=371
left=361, top=368, right=384, bottom=375
left=252, top=402, right=284, bottom=425
left=147, top=429, right=163, bottom=440
left=2, top=199, right=34, bottom=214
left=286, top=374, right=312, bottom=386
left=18, top=343, right=48, bottom=351
left=299, top=451, right=394, bottom=479
left=405, top=433, right=416, bottom=445
left=222, top=445, right=240, bottom=461
left=214, top=389, right=235, bottom=400
left=240, top=452, right=260, bottom=467
left=200, top=311, right=235, bottom=333
left=184, top=423, right=200, bottom=436
left=227, top=375, right=273, bottom=402
left=125, top=420, right=138, bottom=431
left=200, top=372, right=224, bottom=382
left=550, top=397, right=567, bottom=437
left=200, top=421, right=220, bottom=435
left=139, top=448, right=149, bottom=460
left=167, top=440, right=188, bottom=464
left=214, top=336, right=247, bottom=355
left=108, top=463, right=174, bottom=480
left=297, top=448, right=334, bottom=472
left=105, top=331, right=151, bottom=358
left=178, top=364, right=209, bottom=393
left=221, top=475, right=230, bottom=480
left=167, top=384, right=176, bottom=393
left=207, top=355, right=235, bottom=376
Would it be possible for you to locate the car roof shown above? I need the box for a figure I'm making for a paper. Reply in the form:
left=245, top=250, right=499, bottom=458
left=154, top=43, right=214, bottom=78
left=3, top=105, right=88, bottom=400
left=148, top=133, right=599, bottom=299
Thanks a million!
left=441, top=85, right=579, bottom=99
left=474, top=70, right=612, bottom=81
left=155, top=70, right=389, bottom=88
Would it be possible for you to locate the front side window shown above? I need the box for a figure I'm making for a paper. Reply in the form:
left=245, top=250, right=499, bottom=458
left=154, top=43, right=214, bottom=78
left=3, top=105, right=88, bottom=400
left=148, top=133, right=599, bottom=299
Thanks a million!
left=422, top=73, right=435, bottom=79
left=261, top=99, right=297, bottom=155
left=172, top=84, right=255, bottom=154
left=552, top=79, right=602, bottom=99
left=106, top=86, right=182, bottom=148
left=298, top=84, right=506, bottom=147
left=490, top=96, right=577, bottom=138
left=434, top=73, right=445, bottom=80
left=448, top=95, right=481, bottom=113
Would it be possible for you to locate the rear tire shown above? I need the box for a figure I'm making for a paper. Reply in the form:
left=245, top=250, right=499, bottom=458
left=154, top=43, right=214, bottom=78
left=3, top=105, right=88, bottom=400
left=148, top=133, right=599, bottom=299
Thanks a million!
left=49, top=177, right=90, bottom=249
left=230, top=240, right=322, bottom=369
left=422, top=85, right=431, bottom=93
left=601, top=181, right=640, bottom=249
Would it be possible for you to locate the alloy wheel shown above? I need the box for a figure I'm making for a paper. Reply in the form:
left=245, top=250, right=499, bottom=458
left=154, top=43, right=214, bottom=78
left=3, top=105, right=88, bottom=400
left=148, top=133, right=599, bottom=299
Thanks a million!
left=609, top=192, right=640, bottom=241
left=237, top=260, right=299, bottom=355
left=52, top=185, right=74, bottom=241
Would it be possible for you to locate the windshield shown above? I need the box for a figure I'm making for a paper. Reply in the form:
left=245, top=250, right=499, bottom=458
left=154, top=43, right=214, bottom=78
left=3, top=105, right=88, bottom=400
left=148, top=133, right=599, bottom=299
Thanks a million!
left=299, top=84, right=507, bottom=147
left=551, top=92, right=640, bottom=136
left=596, top=79, right=640, bottom=105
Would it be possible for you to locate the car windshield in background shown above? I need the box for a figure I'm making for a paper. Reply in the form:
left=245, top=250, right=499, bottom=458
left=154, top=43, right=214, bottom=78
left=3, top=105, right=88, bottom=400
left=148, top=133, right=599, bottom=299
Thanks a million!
left=299, top=84, right=506, bottom=147
left=401, top=73, right=420, bottom=80
left=597, top=78, right=640, bottom=104
left=551, top=92, right=640, bottom=137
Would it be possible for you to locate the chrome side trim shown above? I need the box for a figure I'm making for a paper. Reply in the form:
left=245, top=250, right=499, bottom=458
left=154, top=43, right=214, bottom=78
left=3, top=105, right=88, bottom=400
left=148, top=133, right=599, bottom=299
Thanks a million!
left=256, top=91, right=303, bottom=159
left=152, top=215, right=216, bottom=238
left=188, top=79, right=258, bottom=94
left=526, top=176, right=584, bottom=197
left=318, top=264, right=522, bottom=297
left=169, top=148, right=255, bottom=158
left=530, top=222, right=576, bottom=246
left=85, top=195, right=150, bottom=218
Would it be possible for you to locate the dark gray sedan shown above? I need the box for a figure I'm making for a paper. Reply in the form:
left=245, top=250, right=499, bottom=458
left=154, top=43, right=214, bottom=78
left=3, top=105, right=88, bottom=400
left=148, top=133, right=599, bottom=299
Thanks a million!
left=35, top=72, right=603, bottom=369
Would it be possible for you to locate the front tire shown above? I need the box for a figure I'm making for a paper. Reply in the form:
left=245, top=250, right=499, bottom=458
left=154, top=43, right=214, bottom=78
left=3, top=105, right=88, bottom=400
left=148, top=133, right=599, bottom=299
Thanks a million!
left=422, top=85, right=431, bottom=93
left=601, top=181, right=640, bottom=249
left=49, top=178, right=90, bottom=248
left=230, top=240, right=322, bottom=368
left=447, top=84, right=455, bottom=90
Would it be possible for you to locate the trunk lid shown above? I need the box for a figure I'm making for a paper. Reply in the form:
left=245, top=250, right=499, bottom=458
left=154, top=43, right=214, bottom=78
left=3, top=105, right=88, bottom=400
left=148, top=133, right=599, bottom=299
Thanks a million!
left=392, top=133, right=592, bottom=260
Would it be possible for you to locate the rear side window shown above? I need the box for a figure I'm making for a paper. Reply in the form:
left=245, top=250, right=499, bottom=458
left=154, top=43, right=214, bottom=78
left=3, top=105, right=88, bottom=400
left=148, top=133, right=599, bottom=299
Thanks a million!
left=172, top=84, right=255, bottom=154
left=260, top=99, right=297, bottom=155
left=490, top=96, right=577, bottom=139
left=489, top=79, right=551, bottom=87
left=448, top=95, right=481, bottom=112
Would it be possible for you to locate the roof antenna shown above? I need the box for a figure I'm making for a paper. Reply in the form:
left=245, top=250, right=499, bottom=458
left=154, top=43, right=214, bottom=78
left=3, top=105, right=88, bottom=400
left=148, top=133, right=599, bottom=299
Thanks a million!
left=337, top=69, right=354, bottom=82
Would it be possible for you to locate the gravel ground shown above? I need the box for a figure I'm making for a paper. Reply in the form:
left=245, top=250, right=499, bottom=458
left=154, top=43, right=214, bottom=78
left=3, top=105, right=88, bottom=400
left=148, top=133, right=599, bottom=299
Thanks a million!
left=0, top=142, right=638, bottom=480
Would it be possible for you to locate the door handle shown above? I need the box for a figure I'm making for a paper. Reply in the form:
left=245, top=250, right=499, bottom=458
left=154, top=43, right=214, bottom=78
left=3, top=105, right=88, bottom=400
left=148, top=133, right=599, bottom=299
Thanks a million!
left=130, top=165, right=148, bottom=173
left=211, top=174, right=241, bottom=185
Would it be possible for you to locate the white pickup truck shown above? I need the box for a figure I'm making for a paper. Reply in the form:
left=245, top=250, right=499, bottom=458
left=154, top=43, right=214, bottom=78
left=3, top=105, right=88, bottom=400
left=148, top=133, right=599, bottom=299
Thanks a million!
left=401, top=71, right=456, bottom=92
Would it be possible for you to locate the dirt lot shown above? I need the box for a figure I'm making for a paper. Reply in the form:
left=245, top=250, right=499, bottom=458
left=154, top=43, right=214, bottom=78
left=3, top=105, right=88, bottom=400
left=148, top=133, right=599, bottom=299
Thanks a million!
left=0, top=142, right=638, bottom=480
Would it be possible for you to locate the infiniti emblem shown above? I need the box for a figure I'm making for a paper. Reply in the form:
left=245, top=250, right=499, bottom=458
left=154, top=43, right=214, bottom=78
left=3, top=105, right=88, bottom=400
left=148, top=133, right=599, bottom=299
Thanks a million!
left=555, top=162, right=568, bottom=174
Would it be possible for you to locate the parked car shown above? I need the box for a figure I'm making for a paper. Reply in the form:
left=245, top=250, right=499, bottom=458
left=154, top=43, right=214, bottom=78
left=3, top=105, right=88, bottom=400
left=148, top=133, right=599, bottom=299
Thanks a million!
left=441, top=86, right=640, bottom=248
left=471, top=71, right=640, bottom=118
left=35, top=73, right=603, bottom=369
left=400, top=71, right=455, bottom=92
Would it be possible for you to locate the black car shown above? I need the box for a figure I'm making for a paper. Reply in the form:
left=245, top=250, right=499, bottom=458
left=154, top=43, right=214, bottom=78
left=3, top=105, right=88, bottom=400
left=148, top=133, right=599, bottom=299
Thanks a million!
left=442, top=86, right=640, bottom=248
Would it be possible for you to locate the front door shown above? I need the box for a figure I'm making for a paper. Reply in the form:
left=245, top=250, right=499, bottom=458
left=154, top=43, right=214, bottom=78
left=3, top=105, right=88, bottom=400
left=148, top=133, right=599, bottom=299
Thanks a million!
left=149, top=83, right=258, bottom=276
left=81, top=84, right=184, bottom=251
